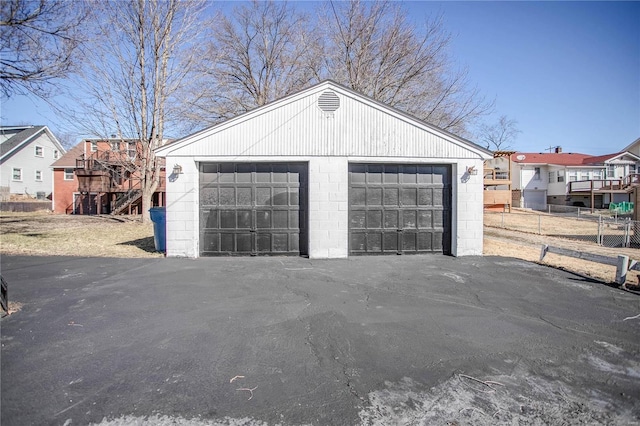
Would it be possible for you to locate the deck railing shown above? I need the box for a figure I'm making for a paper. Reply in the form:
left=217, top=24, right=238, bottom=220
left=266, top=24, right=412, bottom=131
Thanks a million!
left=569, top=174, right=640, bottom=193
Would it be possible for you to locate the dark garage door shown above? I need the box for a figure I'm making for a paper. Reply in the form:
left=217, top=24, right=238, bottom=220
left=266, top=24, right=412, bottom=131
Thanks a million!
left=349, top=164, right=451, bottom=255
left=199, top=163, right=307, bottom=256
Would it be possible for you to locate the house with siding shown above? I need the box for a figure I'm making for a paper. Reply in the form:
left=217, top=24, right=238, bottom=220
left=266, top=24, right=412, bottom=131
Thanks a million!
left=485, top=147, right=640, bottom=210
left=155, top=80, right=491, bottom=258
left=0, top=125, right=65, bottom=199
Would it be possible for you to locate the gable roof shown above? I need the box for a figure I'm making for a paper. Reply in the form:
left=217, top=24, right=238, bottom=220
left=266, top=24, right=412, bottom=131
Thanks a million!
left=52, top=141, right=84, bottom=168
left=156, top=80, right=492, bottom=159
left=0, top=125, right=65, bottom=160
left=580, top=152, right=640, bottom=165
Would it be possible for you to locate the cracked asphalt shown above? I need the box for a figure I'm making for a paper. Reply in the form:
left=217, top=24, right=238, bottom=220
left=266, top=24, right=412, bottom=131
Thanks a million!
left=1, top=255, right=639, bottom=425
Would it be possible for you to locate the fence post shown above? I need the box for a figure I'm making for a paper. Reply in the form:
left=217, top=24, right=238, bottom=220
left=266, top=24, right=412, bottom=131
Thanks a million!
left=624, top=219, right=631, bottom=248
left=578, top=207, right=581, bottom=217
left=501, top=212, right=504, bottom=228
left=548, top=205, right=551, bottom=214
left=597, top=215, right=603, bottom=245
left=538, top=214, right=542, bottom=235
left=616, top=255, right=629, bottom=285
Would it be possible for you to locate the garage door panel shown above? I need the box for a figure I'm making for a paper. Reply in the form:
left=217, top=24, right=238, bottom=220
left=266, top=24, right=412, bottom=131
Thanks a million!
left=349, top=164, right=451, bottom=255
left=402, top=210, right=417, bottom=228
left=272, top=187, right=289, bottom=205
left=256, top=187, right=271, bottom=205
left=201, top=187, right=219, bottom=205
left=383, top=233, right=398, bottom=252
left=401, top=188, right=418, bottom=206
left=368, top=233, right=382, bottom=252
left=367, top=188, right=382, bottom=205
left=417, top=210, right=432, bottom=228
left=219, top=188, right=235, bottom=205
left=418, top=188, right=432, bottom=205
left=402, top=233, right=417, bottom=251
left=384, top=211, right=398, bottom=228
left=383, top=188, right=399, bottom=205
left=350, top=188, right=366, bottom=205
left=272, top=210, right=289, bottom=228
left=237, top=188, right=252, bottom=205
left=199, top=163, right=306, bottom=256
left=202, top=231, right=219, bottom=253
left=350, top=211, right=366, bottom=228
left=417, top=233, right=432, bottom=251
left=236, top=234, right=252, bottom=252
left=220, top=211, right=236, bottom=228
left=201, top=209, right=218, bottom=229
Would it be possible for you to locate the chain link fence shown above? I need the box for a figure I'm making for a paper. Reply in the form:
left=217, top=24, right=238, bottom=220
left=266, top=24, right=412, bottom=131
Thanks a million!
left=485, top=207, right=640, bottom=248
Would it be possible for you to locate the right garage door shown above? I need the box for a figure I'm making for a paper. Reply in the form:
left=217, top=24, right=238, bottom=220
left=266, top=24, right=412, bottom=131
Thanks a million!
left=349, top=164, right=451, bottom=255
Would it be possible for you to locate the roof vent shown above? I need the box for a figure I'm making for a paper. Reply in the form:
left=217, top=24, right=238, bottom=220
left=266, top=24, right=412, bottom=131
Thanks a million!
left=318, top=91, right=340, bottom=112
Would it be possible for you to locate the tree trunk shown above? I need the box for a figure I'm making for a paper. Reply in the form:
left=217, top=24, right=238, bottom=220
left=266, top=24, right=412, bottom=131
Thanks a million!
left=141, top=190, right=153, bottom=223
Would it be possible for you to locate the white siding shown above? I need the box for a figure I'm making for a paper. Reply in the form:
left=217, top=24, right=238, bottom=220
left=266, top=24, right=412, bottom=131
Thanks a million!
left=160, top=85, right=484, bottom=160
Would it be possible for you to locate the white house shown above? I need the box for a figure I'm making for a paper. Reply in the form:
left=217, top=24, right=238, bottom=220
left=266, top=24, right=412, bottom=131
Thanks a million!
left=0, top=125, right=66, bottom=198
left=485, top=147, right=640, bottom=210
left=155, top=81, right=492, bottom=259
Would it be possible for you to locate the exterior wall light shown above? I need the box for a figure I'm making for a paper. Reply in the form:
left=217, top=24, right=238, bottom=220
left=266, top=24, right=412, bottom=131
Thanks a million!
left=466, top=166, right=478, bottom=175
left=172, top=164, right=183, bottom=175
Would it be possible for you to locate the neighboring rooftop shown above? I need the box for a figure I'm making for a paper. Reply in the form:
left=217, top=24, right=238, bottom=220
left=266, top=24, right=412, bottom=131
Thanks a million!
left=0, top=125, right=46, bottom=158
left=52, top=141, right=84, bottom=168
left=510, top=152, right=592, bottom=166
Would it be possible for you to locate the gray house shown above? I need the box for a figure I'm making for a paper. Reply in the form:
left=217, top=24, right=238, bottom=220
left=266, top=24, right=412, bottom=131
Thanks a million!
left=0, top=125, right=65, bottom=199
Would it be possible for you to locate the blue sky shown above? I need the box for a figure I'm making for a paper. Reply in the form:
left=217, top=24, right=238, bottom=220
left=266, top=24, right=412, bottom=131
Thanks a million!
left=1, top=1, right=638, bottom=155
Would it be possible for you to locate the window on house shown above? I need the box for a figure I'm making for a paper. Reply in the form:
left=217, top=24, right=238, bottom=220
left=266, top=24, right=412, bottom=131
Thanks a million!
left=12, top=168, right=22, bottom=181
left=533, top=167, right=541, bottom=180
left=558, top=175, right=564, bottom=183
left=35, top=146, right=43, bottom=157
left=127, top=141, right=137, bottom=159
left=110, top=141, right=120, bottom=151
left=64, top=168, right=74, bottom=180
left=568, top=171, right=577, bottom=182
left=629, top=164, right=637, bottom=175
left=580, top=171, right=590, bottom=180
left=35, top=170, right=42, bottom=181
left=54, top=150, right=59, bottom=159
left=548, top=171, right=555, bottom=183
left=606, top=165, right=615, bottom=178
left=592, top=170, right=603, bottom=180
left=90, top=141, right=98, bottom=152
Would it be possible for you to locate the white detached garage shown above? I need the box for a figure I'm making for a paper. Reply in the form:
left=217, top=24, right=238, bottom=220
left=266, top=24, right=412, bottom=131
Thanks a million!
left=155, top=81, right=491, bottom=259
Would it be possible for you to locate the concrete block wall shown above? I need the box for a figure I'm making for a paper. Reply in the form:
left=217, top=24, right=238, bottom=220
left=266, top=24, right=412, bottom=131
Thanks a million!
left=308, top=157, right=349, bottom=258
left=164, top=156, right=199, bottom=257
left=162, top=156, right=485, bottom=258
left=453, top=158, right=485, bottom=256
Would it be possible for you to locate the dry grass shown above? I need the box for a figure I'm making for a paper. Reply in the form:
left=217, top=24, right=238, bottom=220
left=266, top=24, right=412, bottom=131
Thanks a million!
left=1, top=211, right=638, bottom=285
left=484, top=211, right=640, bottom=285
left=0, top=212, right=163, bottom=258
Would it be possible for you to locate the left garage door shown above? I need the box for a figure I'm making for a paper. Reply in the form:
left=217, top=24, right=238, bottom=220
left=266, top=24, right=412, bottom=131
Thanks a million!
left=199, top=163, right=307, bottom=256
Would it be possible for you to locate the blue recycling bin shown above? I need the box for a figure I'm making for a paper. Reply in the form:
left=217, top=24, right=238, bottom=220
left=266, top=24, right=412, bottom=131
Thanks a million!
left=149, top=207, right=166, bottom=253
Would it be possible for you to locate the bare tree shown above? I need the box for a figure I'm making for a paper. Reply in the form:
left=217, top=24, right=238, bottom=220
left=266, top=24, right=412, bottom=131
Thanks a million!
left=185, top=0, right=320, bottom=125
left=65, top=0, right=208, bottom=222
left=0, top=0, right=84, bottom=98
left=318, top=0, right=492, bottom=136
left=478, top=115, right=521, bottom=151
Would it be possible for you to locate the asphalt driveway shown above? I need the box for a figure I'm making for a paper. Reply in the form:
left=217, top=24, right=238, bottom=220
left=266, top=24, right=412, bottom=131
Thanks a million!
left=1, top=255, right=639, bottom=425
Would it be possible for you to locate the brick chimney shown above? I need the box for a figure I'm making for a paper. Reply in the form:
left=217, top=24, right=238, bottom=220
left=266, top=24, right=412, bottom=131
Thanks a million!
left=555, top=146, right=562, bottom=153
